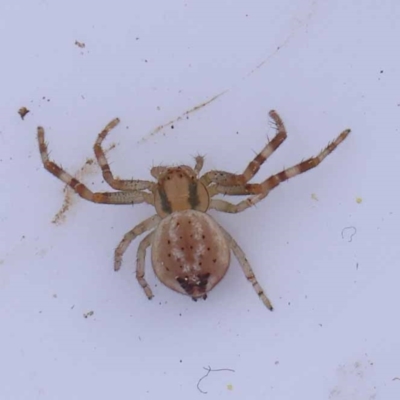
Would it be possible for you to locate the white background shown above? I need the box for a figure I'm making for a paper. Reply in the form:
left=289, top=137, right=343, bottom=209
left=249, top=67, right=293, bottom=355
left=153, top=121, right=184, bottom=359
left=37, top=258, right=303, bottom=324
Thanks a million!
left=1, top=1, right=399, bottom=399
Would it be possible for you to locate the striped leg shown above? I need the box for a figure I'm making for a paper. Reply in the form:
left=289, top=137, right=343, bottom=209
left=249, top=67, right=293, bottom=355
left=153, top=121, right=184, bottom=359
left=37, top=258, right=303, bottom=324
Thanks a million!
left=93, top=118, right=155, bottom=191
left=219, top=224, right=273, bottom=310
left=209, top=127, right=351, bottom=213
left=136, top=231, right=156, bottom=299
left=114, top=215, right=161, bottom=271
left=201, top=110, right=287, bottom=186
left=37, top=126, right=152, bottom=205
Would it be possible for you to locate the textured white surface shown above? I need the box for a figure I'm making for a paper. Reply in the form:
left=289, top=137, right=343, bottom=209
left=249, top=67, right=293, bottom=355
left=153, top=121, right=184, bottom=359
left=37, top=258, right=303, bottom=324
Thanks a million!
left=1, top=0, right=399, bottom=399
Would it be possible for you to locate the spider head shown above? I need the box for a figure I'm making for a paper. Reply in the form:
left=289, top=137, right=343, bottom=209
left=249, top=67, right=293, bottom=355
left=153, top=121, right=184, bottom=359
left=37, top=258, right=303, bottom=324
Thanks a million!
left=152, top=165, right=209, bottom=217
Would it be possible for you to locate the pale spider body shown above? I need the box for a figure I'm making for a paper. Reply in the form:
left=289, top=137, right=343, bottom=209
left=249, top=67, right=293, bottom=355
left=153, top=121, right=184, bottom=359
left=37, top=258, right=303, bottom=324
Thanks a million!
left=37, top=110, right=350, bottom=310
left=152, top=209, right=230, bottom=300
left=151, top=165, right=229, bottom=300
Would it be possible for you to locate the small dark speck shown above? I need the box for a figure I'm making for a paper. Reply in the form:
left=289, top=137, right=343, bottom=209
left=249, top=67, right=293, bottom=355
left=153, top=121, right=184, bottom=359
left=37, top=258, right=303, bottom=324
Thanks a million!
left=18, top=107, right=30, bottom=120
left=319, top=323, right=323, bottom=327
left=180, top=359, right=183, bottom=363
left=171, top=125, right=174, bottom=129
left=380, top=70, right=384, bottom=73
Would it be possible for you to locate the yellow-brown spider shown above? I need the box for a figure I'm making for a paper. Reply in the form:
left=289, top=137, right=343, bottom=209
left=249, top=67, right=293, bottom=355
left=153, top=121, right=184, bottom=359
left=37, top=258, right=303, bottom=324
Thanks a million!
left=37, top=110, right=350, bottom=310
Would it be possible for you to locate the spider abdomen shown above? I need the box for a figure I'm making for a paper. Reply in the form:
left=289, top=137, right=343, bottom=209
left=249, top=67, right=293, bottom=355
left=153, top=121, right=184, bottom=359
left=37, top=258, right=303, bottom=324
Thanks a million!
left=151, top=209, right=230, bottom=300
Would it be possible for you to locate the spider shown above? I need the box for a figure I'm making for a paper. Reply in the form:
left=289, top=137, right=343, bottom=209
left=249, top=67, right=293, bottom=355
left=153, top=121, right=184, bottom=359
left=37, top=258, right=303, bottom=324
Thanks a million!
left=37, top=110, right=350, bottom=310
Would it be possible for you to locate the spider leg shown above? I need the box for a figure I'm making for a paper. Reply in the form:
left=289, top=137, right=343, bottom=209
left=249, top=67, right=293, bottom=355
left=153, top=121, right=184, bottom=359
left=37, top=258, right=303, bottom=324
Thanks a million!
left=136, top=230, right=156, bottom=299
left=201, top=110, right=287, bottom=187
left=37, top=126, right=153, bottom=205
left=193, top=155, right=205, bottom=175
left=93, top=118, right=155, bottom=191
left=114, top=215, right=161, bottom=271
left=219, top=224, right=273, bottom=310
left=209, top=127, right=351, bottom=212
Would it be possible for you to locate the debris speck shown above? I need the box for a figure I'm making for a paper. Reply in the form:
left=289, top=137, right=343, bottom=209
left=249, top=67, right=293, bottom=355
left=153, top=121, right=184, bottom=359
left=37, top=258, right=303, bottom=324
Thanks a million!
left=311, top=193, right=319, bottom=201
left=18, top=107, right=30, bottom=120
left=227, top=384, right=233, bottom=391
left=356, top=197, right=363, bottom=204
left=197, top=366, right=235, bottom=394
left=75, top=40, right=85, bottom=48
left=341, top=226, right=357, bottom=242
left=83, top=311, right=94, bottom=318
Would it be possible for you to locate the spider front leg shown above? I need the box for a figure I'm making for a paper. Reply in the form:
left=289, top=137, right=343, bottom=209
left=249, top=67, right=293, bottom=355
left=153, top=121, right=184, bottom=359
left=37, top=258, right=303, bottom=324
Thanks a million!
left=37, top=126, right=152, bottom=205
left=93, top=118, right=155, bottom=191
left=219, top=224, right=273, bottom=310
left=201, top=110, right=287, bottom=187
left=210, top=127, right=351, bottom=213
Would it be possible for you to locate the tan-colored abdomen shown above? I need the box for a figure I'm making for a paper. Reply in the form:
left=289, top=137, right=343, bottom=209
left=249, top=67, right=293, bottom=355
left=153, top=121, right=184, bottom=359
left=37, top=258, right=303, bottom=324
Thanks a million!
left=151, top=210, right=230, bottom=297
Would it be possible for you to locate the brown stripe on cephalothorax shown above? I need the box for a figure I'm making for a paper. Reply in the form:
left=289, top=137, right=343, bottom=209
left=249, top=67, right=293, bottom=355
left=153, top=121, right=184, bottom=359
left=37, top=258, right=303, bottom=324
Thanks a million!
left=158, top=186, right=172, bottom=214
left=188, top=181, right=200, bottom=209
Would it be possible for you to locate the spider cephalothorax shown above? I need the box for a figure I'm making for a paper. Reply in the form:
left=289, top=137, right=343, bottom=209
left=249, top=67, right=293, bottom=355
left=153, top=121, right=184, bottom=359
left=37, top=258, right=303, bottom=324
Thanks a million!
left=37, top=110, right=350, bottom=310
left=152, top=166, right=209, bottom=216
